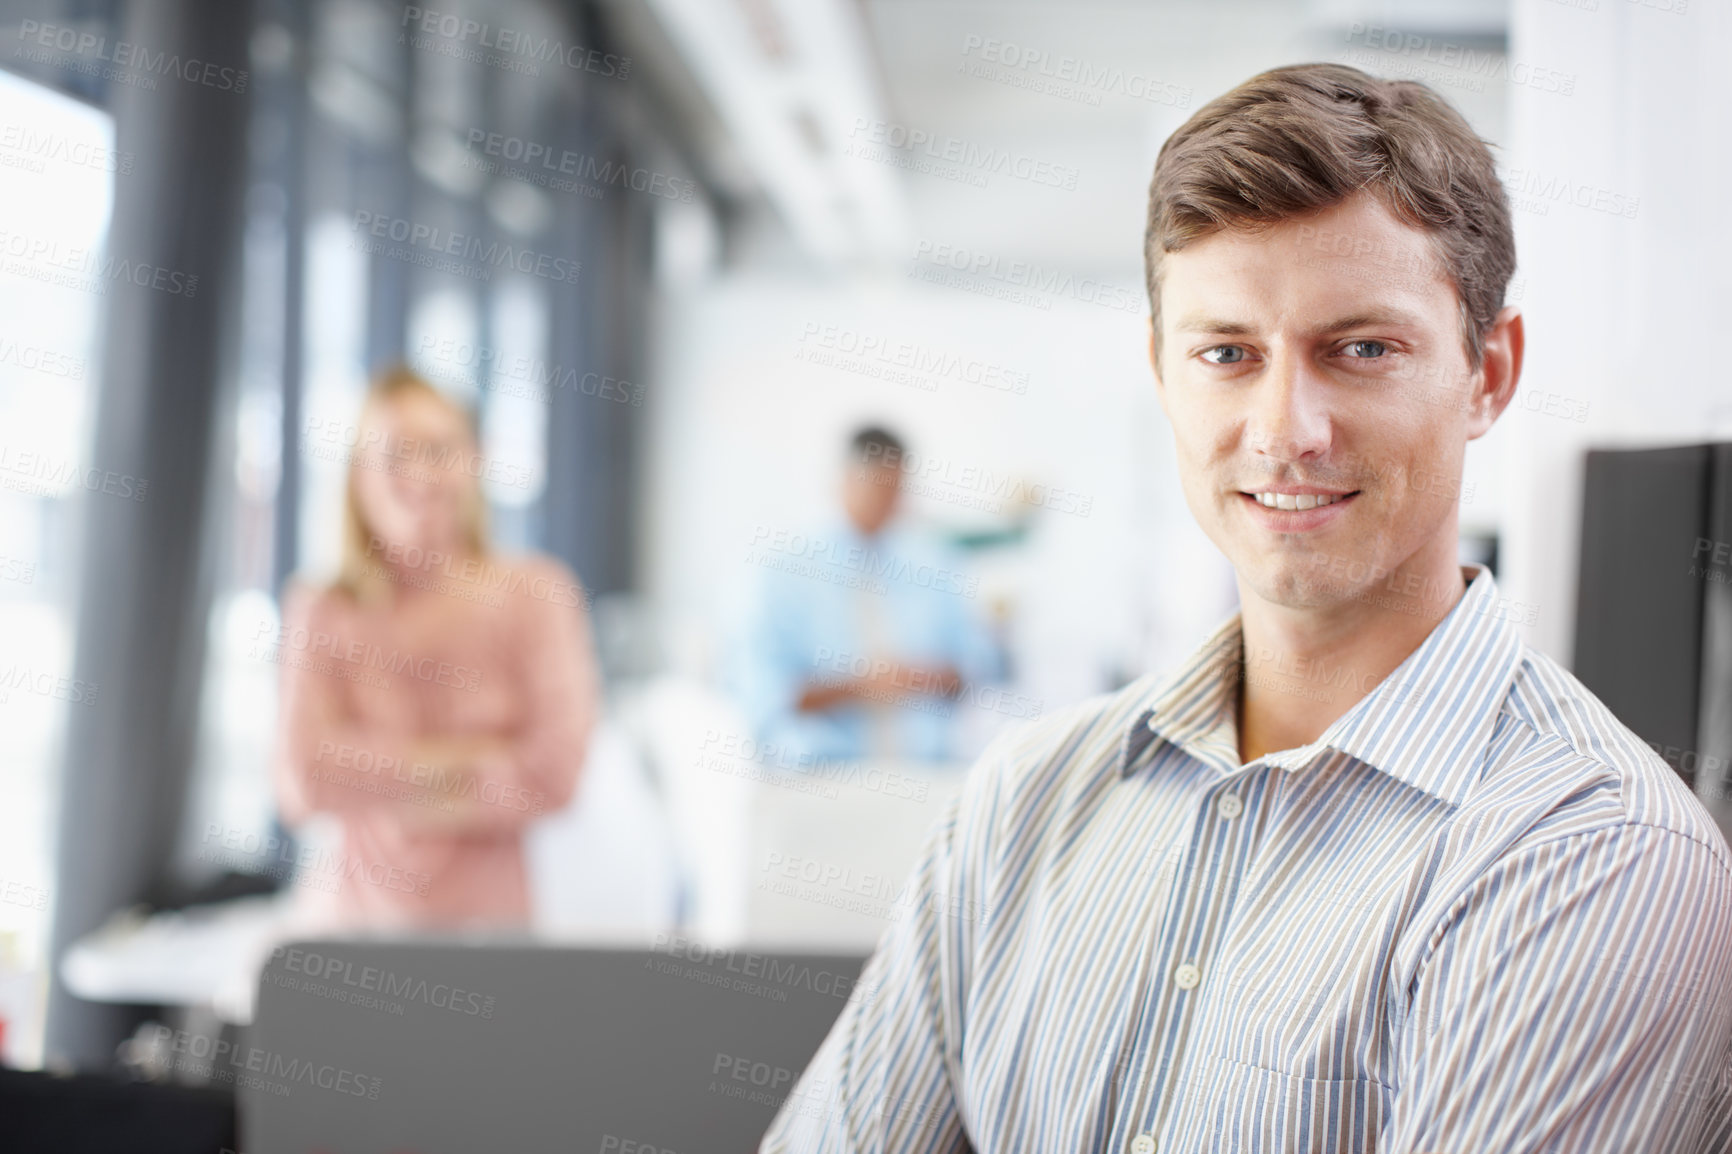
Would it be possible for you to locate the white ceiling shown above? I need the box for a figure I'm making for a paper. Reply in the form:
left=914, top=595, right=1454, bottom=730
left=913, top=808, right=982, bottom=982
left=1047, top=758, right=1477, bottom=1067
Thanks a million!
left=618, top=0, right=1513, bottom=278
left=858, top=0, right=1512, bottom=276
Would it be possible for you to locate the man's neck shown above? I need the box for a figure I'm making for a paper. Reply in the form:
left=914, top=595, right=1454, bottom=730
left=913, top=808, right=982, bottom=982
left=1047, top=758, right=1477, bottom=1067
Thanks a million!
left=1234, top=555, right=1468, bottom=765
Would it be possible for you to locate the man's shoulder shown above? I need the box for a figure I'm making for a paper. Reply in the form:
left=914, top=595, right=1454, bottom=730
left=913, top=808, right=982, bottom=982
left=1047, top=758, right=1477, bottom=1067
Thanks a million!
left=965, top=674, right=1165, bottom=824
left=1476, top=641, right=1730, bottom=870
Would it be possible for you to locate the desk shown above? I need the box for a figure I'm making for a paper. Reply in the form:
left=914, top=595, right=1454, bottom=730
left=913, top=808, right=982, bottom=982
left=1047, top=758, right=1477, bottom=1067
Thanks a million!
left=745, top=761, right=968, bottom=948
left=60, top=893, right=295, bottom=1024
left=668, top=740, right=969, bottom=950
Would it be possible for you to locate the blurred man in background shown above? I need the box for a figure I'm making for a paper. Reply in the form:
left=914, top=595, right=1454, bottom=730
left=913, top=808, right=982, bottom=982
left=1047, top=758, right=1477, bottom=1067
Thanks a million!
left=733, top=426, right=999, bottom=764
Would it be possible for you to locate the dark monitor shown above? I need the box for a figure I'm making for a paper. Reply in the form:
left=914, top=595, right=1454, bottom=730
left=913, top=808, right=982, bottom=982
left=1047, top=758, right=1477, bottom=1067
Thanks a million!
left=239, top=938, right=868, bottom=1154
left=1572, top=444, right=1718, bottom=791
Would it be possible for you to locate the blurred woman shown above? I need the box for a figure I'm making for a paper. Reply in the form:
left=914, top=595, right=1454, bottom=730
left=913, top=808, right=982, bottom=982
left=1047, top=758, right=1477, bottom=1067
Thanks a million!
left=272, top=365, right=598, bottom=930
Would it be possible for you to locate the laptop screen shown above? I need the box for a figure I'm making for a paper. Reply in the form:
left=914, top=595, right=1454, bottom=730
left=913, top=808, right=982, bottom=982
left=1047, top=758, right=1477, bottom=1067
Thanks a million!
left=239, top=937, right=869, bottom=1153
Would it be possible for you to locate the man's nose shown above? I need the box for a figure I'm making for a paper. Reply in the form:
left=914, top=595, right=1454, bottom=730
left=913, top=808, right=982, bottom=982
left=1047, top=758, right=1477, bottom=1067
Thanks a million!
left=1246, top=354, right=1332, bottom=462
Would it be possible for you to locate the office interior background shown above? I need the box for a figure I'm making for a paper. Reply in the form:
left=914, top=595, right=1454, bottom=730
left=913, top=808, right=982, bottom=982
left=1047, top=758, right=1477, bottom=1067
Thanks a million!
left=0, top=0, right=1728, bottom=1146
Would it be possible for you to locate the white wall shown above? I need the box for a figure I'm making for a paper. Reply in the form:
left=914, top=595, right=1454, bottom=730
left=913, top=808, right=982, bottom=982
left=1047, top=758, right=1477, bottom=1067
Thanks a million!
left=639, top=266, right=1237, bottom=721
left=1503, top=0, right=1732, bottom=662
left=640, top=3, right=1729, bottom=706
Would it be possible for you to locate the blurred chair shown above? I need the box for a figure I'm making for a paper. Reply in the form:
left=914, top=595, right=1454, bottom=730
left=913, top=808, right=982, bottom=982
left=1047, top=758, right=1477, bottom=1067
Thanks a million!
left=618, top=673, right=969, bottom=951
left=523, top=717, right=681, bottom=936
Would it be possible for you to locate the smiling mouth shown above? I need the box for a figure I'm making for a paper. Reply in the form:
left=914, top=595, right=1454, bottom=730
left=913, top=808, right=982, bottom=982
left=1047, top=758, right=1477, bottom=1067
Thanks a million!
left=1245, top=490, right=1359, bottom=511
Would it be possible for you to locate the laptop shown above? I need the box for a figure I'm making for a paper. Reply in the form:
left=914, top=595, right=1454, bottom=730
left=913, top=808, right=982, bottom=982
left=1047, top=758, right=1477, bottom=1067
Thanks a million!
left=238, top=937, right=868, bottom=1153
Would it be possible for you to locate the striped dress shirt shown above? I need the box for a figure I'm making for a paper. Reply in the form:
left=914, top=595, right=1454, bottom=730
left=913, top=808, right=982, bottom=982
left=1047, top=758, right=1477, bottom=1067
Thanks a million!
left=761, top=564, right=1732, bottom=1152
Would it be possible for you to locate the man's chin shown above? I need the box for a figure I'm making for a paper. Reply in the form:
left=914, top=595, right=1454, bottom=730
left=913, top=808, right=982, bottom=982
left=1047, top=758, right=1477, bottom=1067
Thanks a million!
left=1241, top=560, right=1359, bottom=612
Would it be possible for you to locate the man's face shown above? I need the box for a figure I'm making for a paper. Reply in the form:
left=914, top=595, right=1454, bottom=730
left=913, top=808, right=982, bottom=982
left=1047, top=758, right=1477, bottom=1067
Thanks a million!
left=843, top=460, right=901, bottom=535
left=1152, top=190, right=1506, bottom=612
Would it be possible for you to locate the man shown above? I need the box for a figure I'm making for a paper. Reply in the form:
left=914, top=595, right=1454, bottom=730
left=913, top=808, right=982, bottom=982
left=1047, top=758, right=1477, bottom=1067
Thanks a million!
left=762, top=63, right=1732, bottom=1152
left=734, top=426, right=999, bottom=763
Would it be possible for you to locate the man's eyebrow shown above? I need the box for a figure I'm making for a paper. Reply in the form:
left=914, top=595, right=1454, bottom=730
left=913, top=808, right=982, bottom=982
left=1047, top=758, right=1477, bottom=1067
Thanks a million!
left=1171, top=315, right=1256, bottom=335
left=1308, top=309, right=1426, bottom=335
left=1169, top=309, right=1427, bottom=337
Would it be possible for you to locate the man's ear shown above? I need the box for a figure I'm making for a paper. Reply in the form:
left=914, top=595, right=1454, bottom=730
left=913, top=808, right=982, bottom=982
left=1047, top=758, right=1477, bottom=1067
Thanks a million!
left=1467, top=305, right=1523, bottom=440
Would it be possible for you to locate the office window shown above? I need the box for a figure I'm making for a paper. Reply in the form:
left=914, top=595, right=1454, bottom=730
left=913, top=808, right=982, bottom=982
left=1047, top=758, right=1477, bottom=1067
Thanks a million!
left=0, top=69, right=115, bottom=1068
left=177, top=0, right=588, bottom=888
left=478, top=275, right=550, bottom=549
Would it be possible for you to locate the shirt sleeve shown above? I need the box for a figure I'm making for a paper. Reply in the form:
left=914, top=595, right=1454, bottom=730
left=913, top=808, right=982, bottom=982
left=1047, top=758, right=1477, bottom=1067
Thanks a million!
left=271, top=580, right=423, bottom=823
left=759, top=742, right=1007, bottom=1153
left=939, top=568, right=1002, bottom=691
left=731, top=563, right=833, bottom=750
left=460, top=555, right=599, bottom=830
left=1384, top=823, right=1732, bottom=1154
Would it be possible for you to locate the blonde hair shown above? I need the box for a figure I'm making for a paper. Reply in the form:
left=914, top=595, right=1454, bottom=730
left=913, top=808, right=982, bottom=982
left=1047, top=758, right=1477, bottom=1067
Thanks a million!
left=334, top=364, right=490, bottom=605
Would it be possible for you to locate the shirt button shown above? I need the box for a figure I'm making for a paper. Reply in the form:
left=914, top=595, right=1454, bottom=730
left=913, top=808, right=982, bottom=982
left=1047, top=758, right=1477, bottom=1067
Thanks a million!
left=1131, top=1136, right=1156, bottom=1154
left=1173, top=962, right=1201, bottom=990
left=1217, top=794, right=1243, bottom=819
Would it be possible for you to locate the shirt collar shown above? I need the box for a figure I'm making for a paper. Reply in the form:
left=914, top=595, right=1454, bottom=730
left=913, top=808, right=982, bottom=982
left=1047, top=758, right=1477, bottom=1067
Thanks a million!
left=826, top=517, right=904, bottom=553
left=1120, top=564, right=1523, bottom=808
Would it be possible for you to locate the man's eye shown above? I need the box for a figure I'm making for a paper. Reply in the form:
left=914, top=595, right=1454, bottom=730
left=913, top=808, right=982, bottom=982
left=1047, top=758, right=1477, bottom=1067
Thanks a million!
left=1201, top=346, right=1247, bottom=365
left=1342, top=340, right=1388, bottom=359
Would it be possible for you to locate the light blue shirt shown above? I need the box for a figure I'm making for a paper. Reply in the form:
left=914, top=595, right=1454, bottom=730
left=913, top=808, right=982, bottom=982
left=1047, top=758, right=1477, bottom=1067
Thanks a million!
left=732, top=519, right=1000, bottom=763
left=762, top=564, right=1732, bottom=1152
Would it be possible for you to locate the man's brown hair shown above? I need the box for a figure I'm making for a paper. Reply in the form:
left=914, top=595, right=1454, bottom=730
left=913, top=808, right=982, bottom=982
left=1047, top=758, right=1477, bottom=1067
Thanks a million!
left=1144, top=62, right=1515, bottom=370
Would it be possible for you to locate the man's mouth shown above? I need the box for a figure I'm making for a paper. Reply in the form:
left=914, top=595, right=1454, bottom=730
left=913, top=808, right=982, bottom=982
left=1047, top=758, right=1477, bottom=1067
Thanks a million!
left=1247, top=490, right=1358, bottom=511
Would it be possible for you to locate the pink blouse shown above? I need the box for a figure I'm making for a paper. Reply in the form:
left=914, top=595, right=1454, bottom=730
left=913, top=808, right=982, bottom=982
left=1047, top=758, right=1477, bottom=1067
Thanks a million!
left=270, top=552, right=598, bottom=930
